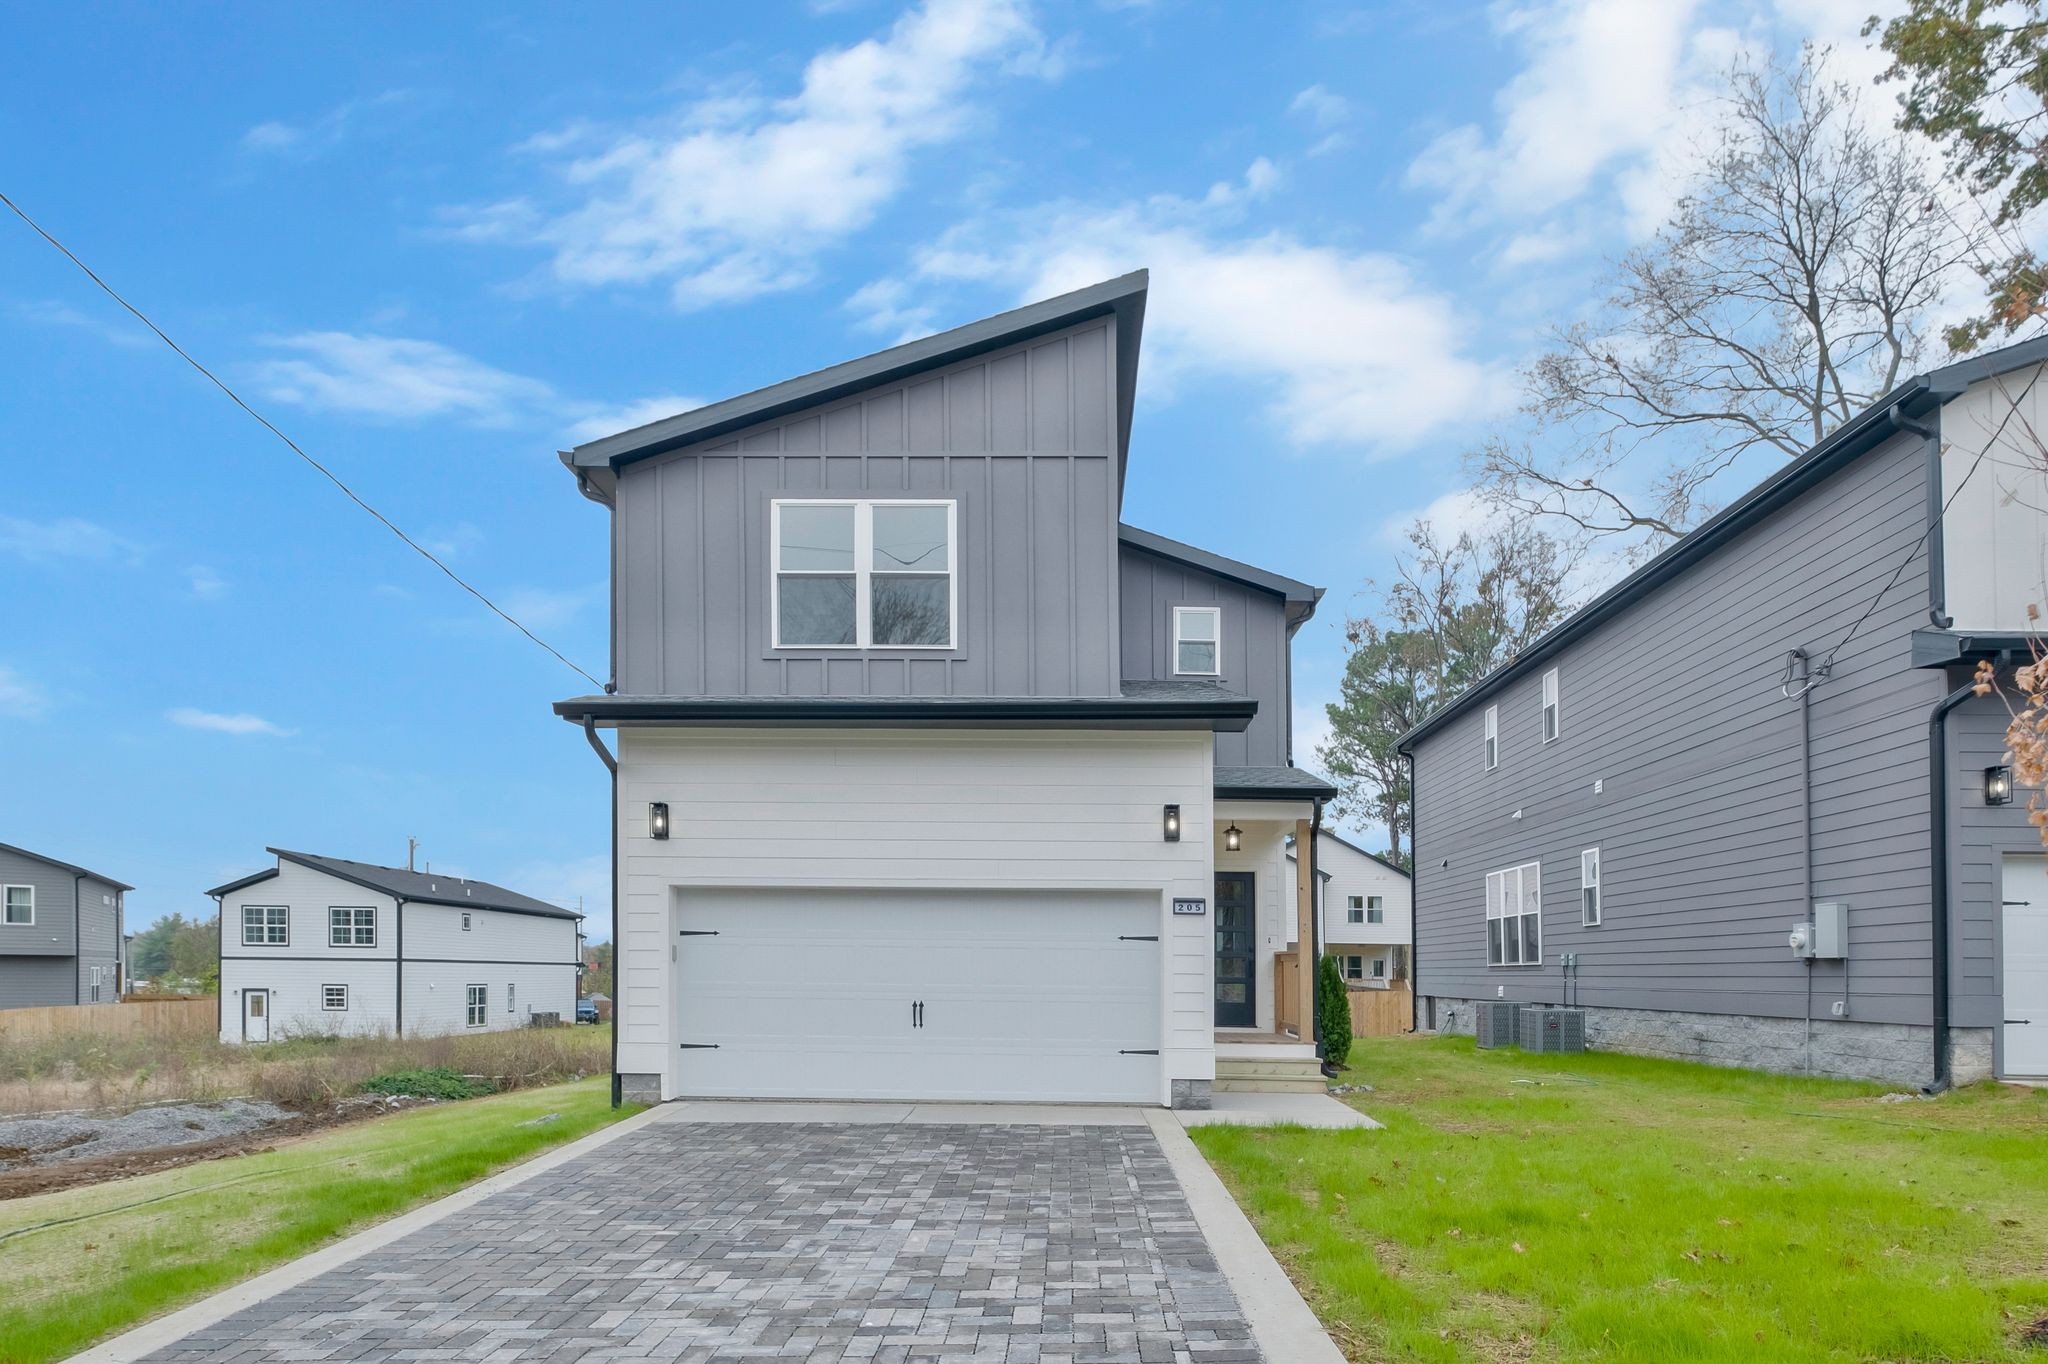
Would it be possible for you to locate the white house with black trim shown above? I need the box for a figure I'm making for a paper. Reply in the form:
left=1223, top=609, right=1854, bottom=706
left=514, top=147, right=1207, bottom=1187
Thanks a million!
left=208, top=848, right=583, bottom=1043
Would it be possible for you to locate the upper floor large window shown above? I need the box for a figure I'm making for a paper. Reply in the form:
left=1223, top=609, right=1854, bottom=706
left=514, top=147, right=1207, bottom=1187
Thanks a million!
left=3, top=885, right=33, bottom=926
left=1173, top=606, right=1221, bottom=675
left=772, top=500, right=955, bottom=649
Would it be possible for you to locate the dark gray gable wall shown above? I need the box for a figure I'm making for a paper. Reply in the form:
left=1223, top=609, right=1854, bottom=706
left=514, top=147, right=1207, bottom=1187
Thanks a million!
left=1409, top=427, right=1946, bottom=1026
left=0, top=849, right=122, bottom=1008
left=612, top=317, right=1123, bottom=699
left=1946, top=693, right=2034, bottom=1059
left=1118, top=543, right=1292, bottom=767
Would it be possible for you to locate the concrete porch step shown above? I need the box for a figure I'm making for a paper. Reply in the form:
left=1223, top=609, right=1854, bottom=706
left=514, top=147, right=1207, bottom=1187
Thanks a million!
left=1217, top=1058, right=1325, bottom=1079
left=1216, top=1041, right=1318, bottom=1062
left=1214, top=1074, right=1330, bottom=1094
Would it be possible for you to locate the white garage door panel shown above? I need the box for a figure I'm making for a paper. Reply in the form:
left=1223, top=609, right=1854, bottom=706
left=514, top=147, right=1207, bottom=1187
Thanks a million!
left=675, top=889, right=1161, bottom=1102
left=2004, top=856, right=2048, bottom=1078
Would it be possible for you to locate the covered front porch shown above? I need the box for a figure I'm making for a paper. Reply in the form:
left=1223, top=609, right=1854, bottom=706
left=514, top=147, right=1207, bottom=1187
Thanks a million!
left=1213, top=794, right=1322, bottom=1047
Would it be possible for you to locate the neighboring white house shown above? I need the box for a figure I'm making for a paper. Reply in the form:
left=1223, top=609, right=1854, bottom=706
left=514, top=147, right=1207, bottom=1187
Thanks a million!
left=208, top=848, right=583, bottom=1044
left=1292, top=830, right=1411, bottom=987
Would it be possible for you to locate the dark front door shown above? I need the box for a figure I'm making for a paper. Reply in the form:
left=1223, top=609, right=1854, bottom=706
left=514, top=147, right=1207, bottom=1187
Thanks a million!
left=1214, top=871, right=1256, bottom=1028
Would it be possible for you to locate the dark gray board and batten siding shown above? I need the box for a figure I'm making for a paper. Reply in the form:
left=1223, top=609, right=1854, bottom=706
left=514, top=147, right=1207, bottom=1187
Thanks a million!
left=611, top=318, right=1122, bottom=700
left=1118, top=544, right=1294, bottom=768
left=1411, top=429, right=1955, bottom=1027
left=1946, top=694, right=2037, bottom=1047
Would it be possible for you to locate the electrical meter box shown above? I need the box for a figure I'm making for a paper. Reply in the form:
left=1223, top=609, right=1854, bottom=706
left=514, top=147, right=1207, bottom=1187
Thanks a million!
left=1810, top=901, right=1848, bottom=959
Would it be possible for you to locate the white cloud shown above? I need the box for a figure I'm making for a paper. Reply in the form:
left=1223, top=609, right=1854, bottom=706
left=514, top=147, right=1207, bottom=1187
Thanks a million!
left=508, top=853, right=612, bottom=927
left=423, top=522, right=485, bottom=559
left=250, top=333, right=558, bottom=425
left=187, top=565, right=227, bottom=600
left=451, top=0, right=1051, bottom=309
left=565, top=394, right=705, bottom=445
left=1408, top=0, right=1711, bottom=231
left=10, top=299, right=152, bottom=348
left=0, top=665, right=48, bottom=719
left=0, top=515, right=143, bottom=565
left=239, top=91, right=418, bottom=161
left=167, top=708, right=295, bottom=737
left=1289, top=84, right=1351, bottom=130
left=494, top=585, right=602, bottom=631
left=900, top=167, right=1501, bottom=452
left=846, top=277, right=945, bottom=344
left=1376, top=486, right=1503, bottom=547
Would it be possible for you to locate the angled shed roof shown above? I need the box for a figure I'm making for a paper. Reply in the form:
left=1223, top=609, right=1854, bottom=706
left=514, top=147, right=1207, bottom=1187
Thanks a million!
left=564, top=272, right=1150, bottom=484
left=0, top=841, right=133, bottom=891
left=1396, top=334, right=2048, bottom=754
left=206, top=849, right=581, bottom=921
left=1118, top=524, right=1324, bottom=631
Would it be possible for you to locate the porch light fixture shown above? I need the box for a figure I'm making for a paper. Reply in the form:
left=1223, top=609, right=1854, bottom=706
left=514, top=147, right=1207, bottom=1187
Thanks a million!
left=1163, top=804, right=1181, bottom=842
left=1224, top=822, right=1242, bottom=853
left=1985, top=765, right=2015, bottom=806
left=649, top=802, right=671, bottom=839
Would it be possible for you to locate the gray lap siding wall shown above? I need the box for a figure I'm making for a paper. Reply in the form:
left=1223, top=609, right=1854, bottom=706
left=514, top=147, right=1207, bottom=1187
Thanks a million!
left=1412, top=430, right=1945, bottom=1027
left=1945, top=693, right=2042, bottom=1047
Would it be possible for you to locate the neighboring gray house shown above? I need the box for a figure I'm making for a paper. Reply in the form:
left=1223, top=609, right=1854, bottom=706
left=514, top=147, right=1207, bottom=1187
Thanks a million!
left=554, top=271, right=1335, bottom=1107
left=1399, top=337, right=2048, bottom=1088
left=0, top=841, right=131, bottom=1009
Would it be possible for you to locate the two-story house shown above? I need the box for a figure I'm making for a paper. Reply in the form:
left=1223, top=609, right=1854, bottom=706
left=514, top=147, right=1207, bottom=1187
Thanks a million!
left=554, top=271, right=1333, bottom=1108
left=1400, top=337, right=2048, bottom=1088
left=1307, top=830, right=1411, bottom=987
left=209, top=848, right=583, bottom=1042
left=0, top=840, right=129, bottom=1009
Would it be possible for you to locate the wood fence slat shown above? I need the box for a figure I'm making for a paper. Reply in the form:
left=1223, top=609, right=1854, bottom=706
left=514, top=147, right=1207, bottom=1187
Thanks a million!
left=0, top=998, right=215, bottom=1045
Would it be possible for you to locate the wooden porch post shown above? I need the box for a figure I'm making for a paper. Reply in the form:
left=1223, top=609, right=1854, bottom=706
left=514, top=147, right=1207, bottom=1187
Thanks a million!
left=1294, top=817, right=1315, bottom=1040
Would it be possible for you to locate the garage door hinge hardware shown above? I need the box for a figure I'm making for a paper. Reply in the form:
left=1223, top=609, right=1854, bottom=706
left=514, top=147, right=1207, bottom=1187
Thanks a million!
left=1120, top=1049, right=1159, bottom=1055
left=2008, top=1019, right=2032, bottom=1025
left=2003, top=900, right=2030, bottom=906
left=678, top=1043, right=721, bottom=1049
left=677, top=929, right=720, bottom=936
left=1119, top=935, right=1159, bottom=942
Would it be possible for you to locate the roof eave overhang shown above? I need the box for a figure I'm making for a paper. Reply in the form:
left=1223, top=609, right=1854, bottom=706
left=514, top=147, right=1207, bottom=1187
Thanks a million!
left=203, top=867, right=278, bottom=898
left=1214, top=781, right=1339, bottom=801
left=567, top=271, right=1149, bottom=479
left=1910, top=628, right=2034, bottom=669
left=1117, top=524, right=1323, bottom=627
left=553, top=694, right=1255, bottom=733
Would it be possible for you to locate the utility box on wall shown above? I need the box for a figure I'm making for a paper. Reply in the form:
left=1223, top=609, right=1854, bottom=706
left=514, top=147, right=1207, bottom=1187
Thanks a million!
left=1811, top=901, right=1848, bottom=959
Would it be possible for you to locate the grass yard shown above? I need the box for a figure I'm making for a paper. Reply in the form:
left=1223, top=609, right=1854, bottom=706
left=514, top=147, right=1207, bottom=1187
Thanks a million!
left=1193, top=1036, right=2048, bottom=1363
left=0, top=1076, right=640, bottom=1364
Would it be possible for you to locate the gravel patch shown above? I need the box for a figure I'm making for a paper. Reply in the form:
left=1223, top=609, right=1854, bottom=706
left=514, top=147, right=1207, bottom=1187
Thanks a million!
left=0, top=1099, right=290, bottom=1170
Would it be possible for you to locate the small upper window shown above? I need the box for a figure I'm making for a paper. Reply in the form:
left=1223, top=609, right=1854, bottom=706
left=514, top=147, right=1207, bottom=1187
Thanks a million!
left=1345, top=894, right=1364, bottom=925
left=1366, top=894, right=1385, bottom=925
left=507, top=982, right=517, bottom=1014
left=772, top=500, right=954, bottom=649
left=1542, top=668, right=1560, bottom=743
left=1484, top=706, right=1499, bottom=771
left=242, top=905, right=288, bottom=946
left=1173, top=606, right=1221, bottom=676
left=461, top=912, right=471, bottom=932
left=1581, top=847, right=1602, bottom=926
left=322, top=984, right=349, bottom=1011
left=329, top=907, right=376, bottom=948
left=4, top=885, right=34, bottom=926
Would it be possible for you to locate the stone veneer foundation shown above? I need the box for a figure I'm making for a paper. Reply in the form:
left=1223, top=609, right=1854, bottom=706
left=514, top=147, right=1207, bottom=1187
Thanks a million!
left=1170, top=1078, right=1213, bottom=1110
left=1424, top=996, right=1994, bottom=1088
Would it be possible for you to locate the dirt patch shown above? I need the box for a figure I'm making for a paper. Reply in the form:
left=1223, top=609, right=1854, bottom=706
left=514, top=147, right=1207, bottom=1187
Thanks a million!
left=0, top=1094, right=434, bottom=1201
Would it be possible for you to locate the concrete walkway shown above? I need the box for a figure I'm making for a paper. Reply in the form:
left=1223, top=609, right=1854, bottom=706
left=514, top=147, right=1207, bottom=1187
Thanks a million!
left=80, top=1100, right=1351, bottom=1363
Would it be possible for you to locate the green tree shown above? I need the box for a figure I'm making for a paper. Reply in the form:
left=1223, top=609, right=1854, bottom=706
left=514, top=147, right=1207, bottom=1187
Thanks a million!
left=1318, top=518, right=1578, bottom=864
left=128, top=914, right=188, bottom=981
left=167, top=916, right=219, bottom=993
left=1871, top=1, right=2048, bottom=349
left=582, top=941, right=614, bottom=997
left=1315, top=952, right=1352, bottom=1068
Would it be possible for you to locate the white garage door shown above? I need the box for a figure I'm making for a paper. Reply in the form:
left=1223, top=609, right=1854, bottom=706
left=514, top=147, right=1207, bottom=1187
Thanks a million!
left=2004, top=856, right=2048, bottom=1078
left=674, top=888, right=1162, bottom=1103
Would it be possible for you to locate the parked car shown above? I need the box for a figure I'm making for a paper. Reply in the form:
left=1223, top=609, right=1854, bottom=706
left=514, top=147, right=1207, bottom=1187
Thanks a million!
left=575, top=997, right=599, bottom=1024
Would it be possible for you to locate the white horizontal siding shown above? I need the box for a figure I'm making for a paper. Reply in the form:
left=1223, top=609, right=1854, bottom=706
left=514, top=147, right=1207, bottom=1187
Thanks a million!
left=1942, top=362, right=2048, bottom=633
left=1317, top=837, right=1411, bottom=948
left=402, top=961, right=580, bottom=1036
left=217, top=863, right=396, bottom=961
left=220, top=959, right=395, bottom=1042
left=403, top=902, right=579, bottom=963
left=614, top=727, right=1216, bottom=1100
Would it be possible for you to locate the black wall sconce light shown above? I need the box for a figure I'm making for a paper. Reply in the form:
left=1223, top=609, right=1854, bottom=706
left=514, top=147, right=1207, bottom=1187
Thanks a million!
left=649, top=801, right=671, bottom=839
left=1224, top=822, right=1242, bottom=853
left=1985, top=765, right=2015, bottom=806
left=1163, top=804, right=1181, bottom=842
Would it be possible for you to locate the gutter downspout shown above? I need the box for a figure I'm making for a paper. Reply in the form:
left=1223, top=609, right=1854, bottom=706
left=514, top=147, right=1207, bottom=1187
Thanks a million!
left=1926, top=669, right=1984, bottom=1094
left=1310, top=798, right=1331, bottom=1074
left=1790, top=649, right=1817, bottom=1072
left=211, top=893, right=223, bottom=1039
left=1890, top=408, right=1949, bottom=628
left=581, top=714, right=622, bottom=1108
left=394, top=898, right=405, bottom=1038
left=1406, top=750, right=1419, bottom=1035
left=72, top=872, right=84, bottom=1004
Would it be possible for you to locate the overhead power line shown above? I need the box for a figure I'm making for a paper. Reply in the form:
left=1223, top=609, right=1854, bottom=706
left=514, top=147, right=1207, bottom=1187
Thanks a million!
left=0, top=188, right=605, bottom=692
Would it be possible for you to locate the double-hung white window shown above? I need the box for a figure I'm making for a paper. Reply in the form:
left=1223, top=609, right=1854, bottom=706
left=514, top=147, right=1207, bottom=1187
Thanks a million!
left=89, top=966, right=103, bottom=1002
left=1581, top=847, right=1602, bottom=926
left=1485, top=861, right=1542, bottom=966
left=1342, top=954, right=1364, bottom=980
left=466, top=984, right=487, bottom=1027
left=329, top=907, right=376, bottom=948
left=4, top=885, right=34, bottom=926
left=322, top=984, right=349, bottom=1011
left=1366, top=894, right=1385, bottom=925
left=1484, top=706, right=1499, bottom=770
left=1345, top=894, right=1365, bottom=925
left=1542, top=668, right=1561, bottom=743
left=772, top=500, right=955, bottom=649
left=1173, top=606, right=1222, bottom=675
left=242, top=905, right=288, bottom=946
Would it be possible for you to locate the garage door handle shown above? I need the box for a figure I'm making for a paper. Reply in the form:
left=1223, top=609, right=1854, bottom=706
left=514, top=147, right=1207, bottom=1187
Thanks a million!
left=912, top=1000, right=924, bottom=1028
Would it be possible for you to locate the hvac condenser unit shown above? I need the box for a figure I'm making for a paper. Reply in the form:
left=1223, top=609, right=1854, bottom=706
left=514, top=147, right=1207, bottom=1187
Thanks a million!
left=1474, top=1000, right=1520, bottom=1048
left=1518, top=1006, right=1587, bottom=1053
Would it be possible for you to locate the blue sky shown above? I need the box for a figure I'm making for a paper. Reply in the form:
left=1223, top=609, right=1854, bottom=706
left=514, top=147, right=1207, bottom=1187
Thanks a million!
left=0, top=0, right=1882, bottom=933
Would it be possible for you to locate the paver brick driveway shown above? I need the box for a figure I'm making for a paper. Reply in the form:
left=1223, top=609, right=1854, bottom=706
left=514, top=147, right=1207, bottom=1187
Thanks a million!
left=144, top=1119, right=1262, bottom=1363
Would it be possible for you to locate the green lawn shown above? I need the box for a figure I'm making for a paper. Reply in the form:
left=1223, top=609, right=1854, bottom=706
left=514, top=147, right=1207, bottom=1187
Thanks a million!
left=0, top=1077, right=641, bottom=1364
left=1192, top=1036, right=2048, bottom=1363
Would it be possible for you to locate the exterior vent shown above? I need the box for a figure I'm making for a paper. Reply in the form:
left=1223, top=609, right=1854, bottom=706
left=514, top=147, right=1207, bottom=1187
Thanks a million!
left=1474, top=1000, right=1520, bottom=1048
left=1518, top=1006, right=1586, bottom=1053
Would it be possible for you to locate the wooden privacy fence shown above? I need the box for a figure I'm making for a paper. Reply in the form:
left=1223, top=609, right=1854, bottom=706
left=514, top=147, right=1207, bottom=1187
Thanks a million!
left=1273, top=951, right=1303, bottom=1036
left=0, top=997, right=215, bottom=1046
left=1349, top=982, right=1413, bottom=1037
